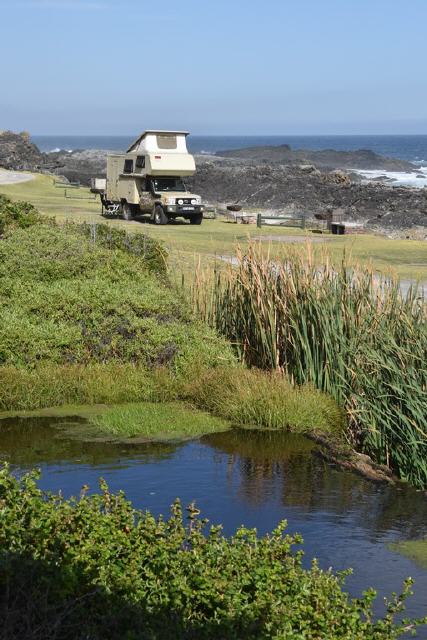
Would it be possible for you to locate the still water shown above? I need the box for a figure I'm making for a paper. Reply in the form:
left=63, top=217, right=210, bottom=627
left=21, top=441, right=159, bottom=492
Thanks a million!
left=1, top=416, right=426, bottom=630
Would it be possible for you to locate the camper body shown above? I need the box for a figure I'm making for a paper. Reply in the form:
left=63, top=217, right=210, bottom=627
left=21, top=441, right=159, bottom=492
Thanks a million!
left=92, top=131, right=203, bottom=225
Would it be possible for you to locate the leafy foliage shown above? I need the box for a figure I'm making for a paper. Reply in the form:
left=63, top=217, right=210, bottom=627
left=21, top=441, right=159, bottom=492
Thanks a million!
left=0, top=193, right=41, bottom=234
left=0, top=224, right=234, bottom=376
left=0, top=465, right=424, bottom=640
left=75, top=221, right=168, bottom=274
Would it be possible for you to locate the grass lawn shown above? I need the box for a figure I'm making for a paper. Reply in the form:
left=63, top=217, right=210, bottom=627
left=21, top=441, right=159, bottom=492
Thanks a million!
left=1, top=172, right=426, bottom=280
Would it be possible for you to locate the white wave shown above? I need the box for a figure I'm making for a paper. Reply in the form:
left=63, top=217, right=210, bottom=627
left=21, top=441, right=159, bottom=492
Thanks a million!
left=47, top=148, right=73, bottom=154
left=355, top=167, right=427, bottom=188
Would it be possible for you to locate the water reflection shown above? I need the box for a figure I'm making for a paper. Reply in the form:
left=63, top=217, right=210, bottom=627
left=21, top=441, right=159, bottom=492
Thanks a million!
left=0, top=416, right=180, bottom=467
left=205, top=430, right=427, bottom=540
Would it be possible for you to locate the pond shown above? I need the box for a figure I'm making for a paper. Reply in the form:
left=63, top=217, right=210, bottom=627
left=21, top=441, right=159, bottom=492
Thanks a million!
left=1, top=415, right=426, bottom=632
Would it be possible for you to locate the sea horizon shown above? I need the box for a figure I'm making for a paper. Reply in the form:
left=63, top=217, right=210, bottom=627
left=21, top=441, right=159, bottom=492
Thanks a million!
left=32, top=133, right=427, bottom=166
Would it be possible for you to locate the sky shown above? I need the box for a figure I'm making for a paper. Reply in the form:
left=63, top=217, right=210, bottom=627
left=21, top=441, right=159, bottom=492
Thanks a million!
left=0, top=0, right=426, bottom=135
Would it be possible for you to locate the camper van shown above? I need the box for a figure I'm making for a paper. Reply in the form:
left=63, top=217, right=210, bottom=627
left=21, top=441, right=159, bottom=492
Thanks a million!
left=91, top=130, right=204, bottom=225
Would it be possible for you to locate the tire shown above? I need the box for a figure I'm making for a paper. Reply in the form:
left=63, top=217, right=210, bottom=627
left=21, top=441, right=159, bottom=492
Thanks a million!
left=153, top=205, right=169, bottom=225
left=122, top=201, right=133, bottom=221
left=189, top=213, right=203, bottom=225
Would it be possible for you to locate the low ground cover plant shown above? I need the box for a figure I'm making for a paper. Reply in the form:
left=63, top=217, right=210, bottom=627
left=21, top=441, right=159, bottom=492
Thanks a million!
left=0, top=193, right=41, bottom=234
left=0, top=218, right=234, bottom=409
left=191, top=244, right=427, bottom=488
left=1, top=465, right=425, bottom=640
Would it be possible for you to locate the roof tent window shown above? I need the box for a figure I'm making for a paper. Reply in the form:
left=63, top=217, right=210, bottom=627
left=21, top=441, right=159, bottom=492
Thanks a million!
left=156, top=134, right=177, bottom=150
left=124, top=159, right=133, bottom=173
left=136, top=155, right=145, bottom=168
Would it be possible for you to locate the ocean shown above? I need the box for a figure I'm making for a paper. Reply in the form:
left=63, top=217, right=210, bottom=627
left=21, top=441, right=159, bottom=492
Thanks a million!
left=32, top=134, right=427, bottom=187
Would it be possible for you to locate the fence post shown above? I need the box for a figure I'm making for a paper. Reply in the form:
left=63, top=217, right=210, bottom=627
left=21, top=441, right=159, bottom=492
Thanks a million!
left=301, top=214, right=306, bottom=229
left=257, top=213, right=262, bottom=228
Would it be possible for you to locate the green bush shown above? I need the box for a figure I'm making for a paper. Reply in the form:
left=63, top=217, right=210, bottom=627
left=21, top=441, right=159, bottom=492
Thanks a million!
left=75, top=221, right=168, bottom=274
left=0, top=194, right=41, bottom=234
left=0, top=465, right=424, bottom=639
left=0, top=225, right=234, bottom=385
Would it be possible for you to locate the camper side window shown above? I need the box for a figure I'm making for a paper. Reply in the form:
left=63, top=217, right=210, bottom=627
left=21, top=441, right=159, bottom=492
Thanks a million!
left=156, top=135, right=177, bottom=150
left=124, top=159, right=133, bottom=173
left=136, top=155, right=145, bottom=168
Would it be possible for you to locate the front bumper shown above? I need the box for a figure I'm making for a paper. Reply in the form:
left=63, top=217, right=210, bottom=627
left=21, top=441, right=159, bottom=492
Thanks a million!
left=166, top=204, right=204, bottom=216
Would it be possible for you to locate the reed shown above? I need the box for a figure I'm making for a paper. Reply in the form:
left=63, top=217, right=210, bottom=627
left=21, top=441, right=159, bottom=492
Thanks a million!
left=189, top=243, right=427, bottom=488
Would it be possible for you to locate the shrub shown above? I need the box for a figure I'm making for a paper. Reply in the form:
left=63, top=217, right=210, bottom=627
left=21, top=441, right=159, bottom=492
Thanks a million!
left=0, top=225, right=234, bottom=384
left=0, top=465, right=424, bottom=639
left=75, top=221, right=168, bottom=274
left=0, top=194, right=41, bottom=234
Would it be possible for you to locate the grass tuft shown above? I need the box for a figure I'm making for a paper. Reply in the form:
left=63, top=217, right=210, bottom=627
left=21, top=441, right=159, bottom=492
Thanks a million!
left=90, top=401, right=230, bottom=440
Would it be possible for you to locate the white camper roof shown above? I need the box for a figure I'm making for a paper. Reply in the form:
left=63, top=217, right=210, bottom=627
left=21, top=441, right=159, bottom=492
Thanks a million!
left=127, top=130, right=190, bottom=154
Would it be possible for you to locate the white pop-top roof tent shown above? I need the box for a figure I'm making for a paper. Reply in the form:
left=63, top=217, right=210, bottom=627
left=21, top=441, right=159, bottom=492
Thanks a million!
left=126, top=130, right=196, bottom=176
left=127, top=130, right=190, bottom=155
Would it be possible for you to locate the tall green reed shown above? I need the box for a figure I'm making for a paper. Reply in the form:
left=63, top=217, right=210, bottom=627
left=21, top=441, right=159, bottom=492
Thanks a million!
left=189, top=243, right=427, bottom=488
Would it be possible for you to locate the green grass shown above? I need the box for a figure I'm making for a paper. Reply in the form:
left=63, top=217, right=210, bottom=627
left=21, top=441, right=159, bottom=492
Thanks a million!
left=389, top=539, right=427, bottom=570
left=0, top=363, right=344, bottom=436
left=90, top=401, right=230, bottom=440
left=0, top=363, right=154, bottom=411
left=180, top=366, right=344, bottom=436
left=2, top=172, right=426, bottom=280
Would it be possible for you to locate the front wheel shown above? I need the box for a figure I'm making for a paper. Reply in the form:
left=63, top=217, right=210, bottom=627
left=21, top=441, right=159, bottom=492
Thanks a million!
left=122, top=201, right=133, bottom=221
left=189, top=213, right=203, bottom=225
left=153, top=205, right=169, bottom=225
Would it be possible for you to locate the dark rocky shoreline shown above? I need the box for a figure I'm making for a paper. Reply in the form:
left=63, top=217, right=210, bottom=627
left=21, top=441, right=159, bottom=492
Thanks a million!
left=1, top=130, right=426, bottom=234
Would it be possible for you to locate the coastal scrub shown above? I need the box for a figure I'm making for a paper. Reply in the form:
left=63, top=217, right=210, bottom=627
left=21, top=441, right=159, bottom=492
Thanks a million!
left=0, top=220, right=235, bottom=410
left=1, top=465, right=425, bottom=639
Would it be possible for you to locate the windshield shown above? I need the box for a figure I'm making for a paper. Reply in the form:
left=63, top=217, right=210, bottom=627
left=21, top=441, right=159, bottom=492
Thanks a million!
left=152, top=177, right=186, bottom=192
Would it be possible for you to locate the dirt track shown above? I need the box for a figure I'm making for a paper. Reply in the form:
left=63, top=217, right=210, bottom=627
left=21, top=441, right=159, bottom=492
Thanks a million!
left=0, top=169, right=34, bottom=185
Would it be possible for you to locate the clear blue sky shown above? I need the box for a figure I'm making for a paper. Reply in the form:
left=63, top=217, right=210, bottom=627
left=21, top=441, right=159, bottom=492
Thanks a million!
left=1, top=0, right=426, bottom=135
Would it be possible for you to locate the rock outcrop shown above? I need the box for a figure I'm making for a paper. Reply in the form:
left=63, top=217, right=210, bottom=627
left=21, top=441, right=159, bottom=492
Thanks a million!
left=0, top=130, right=46, bottom=171
left=187, top=161, right=427, bottom=231
left=217, top=144, right=416, bottom=172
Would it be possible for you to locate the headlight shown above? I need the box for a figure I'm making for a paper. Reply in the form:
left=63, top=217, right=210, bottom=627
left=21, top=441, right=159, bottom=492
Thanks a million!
left=191, top=198, right=197, bottom=205
left=178, top=199, right=184, bottom=205
left=166, top=197, right=175, bottom=205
